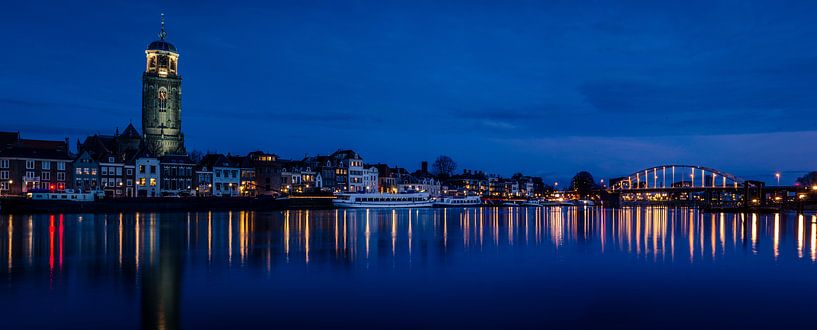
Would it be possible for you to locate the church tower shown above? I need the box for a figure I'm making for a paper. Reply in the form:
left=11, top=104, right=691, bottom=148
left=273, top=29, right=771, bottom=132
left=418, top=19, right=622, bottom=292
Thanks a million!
left=142, top=14, right=185, bottom=156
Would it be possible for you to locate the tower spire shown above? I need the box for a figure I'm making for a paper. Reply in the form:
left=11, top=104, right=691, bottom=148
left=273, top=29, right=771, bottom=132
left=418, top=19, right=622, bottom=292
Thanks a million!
left=159, top=13, right=167, bottom=40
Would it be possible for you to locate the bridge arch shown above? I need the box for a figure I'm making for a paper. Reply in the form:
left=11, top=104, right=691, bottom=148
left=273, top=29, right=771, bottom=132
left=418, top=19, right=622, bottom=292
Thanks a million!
left=610, top=165, right=745, bottom=191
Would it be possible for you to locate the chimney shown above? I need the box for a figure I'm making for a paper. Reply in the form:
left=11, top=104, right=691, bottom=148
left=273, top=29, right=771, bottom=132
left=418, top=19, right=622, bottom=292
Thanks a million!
left=421, top=161, right=428, bottom=173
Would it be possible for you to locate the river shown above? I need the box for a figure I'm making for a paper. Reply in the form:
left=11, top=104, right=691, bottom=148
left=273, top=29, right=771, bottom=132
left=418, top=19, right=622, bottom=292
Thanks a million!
left=1, top=207, right=815, bottom=328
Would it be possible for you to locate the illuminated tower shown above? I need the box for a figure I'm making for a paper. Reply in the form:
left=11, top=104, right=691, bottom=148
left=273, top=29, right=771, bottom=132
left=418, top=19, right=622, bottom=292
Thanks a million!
left=142, top=14, right=185, bottom=156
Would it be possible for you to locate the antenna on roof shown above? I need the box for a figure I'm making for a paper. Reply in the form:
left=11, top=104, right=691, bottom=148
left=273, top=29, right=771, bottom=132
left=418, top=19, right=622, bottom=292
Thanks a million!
left=159, top=13, right=167, bottom=40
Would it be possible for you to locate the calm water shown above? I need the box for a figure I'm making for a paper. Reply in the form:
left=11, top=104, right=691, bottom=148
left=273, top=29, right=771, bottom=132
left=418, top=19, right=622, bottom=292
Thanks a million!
left=1, top=207, right=817, bottom=329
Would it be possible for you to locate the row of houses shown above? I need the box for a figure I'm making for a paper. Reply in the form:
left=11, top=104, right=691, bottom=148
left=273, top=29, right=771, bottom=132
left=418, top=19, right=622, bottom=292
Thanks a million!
left=0, top=128, right=547, bottom=198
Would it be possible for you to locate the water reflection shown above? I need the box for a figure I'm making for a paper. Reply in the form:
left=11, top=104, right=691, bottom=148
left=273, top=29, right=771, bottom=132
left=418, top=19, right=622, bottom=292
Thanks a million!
left=2, top=207, right=817, bottom=328
left=5, top=207, right=817, bottom=272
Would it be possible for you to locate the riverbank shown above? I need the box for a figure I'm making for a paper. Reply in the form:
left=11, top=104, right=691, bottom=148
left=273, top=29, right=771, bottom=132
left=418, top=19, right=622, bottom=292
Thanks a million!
left=0, top=196, right=334, bottom=214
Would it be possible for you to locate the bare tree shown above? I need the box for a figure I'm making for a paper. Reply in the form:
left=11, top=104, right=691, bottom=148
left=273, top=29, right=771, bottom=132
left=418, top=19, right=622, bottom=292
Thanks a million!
left=431, top=155, right=457, bottom=178
left=144, top=138, right=163, bottom=157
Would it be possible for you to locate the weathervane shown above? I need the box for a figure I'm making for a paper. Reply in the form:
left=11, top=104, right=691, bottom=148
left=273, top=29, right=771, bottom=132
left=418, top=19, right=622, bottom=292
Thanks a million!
left=159, top=13, right=167, bottom=40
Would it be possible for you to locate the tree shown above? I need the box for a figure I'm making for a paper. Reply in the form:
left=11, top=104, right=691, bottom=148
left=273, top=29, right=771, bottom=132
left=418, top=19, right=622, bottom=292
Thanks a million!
left=144, top=138, right=164, bottom=157
left=796, top=172, right=817, bottom=186
left=569, top=171, right=598, bottom=198
left=431, top=155, right=457, bottom=178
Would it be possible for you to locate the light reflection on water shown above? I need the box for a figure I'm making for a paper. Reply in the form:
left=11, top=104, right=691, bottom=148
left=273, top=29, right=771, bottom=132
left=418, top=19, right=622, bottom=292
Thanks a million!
left=1, top=207, right=817, bottom=328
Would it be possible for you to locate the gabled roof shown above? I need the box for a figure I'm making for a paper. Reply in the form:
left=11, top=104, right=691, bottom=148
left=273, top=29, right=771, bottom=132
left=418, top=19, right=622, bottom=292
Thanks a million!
left=0, top=134, right=71, bottom=160
left=120, top=123, right=141, bottom=139
left=330, top=149, right=361, bottom=160
left=227, top=155, right=253, bottom=168
left=0, top=132, right=20, bottom=147
left=79, top=132, right=144, bottom=164
left=198, top=154, right=234, bottom=169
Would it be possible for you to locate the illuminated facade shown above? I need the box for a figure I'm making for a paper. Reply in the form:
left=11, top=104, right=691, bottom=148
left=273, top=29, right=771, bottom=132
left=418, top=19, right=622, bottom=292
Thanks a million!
left=142, top=15, right=185, bottom=156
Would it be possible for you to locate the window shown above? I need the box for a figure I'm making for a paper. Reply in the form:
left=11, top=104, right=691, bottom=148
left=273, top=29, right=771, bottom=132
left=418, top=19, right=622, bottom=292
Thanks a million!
left=139, top=178, right=146, bottom=186
left=139, top=165, right=146, bottom=173
left=126, top=168, right=133, bottom=176
left=158, top=87, right=168, bottom=112
left=102, top=167, right=108, bottom=175
left=91, top=168, right=97, bottom=176
left=26, top=160, right=35, bottom=169
left=116, top=167, right=122, bottom=176
left=150, top=178, right=156, bottom=186
left=116, top=178, right=122, bottom=186
left=25, top=171, right=35, bottom=179
left=0, top=159, right=8, bottom=168
left=0, top=171, right=7, bottom=180
left=76, top=168, right=82, bottom=175
left=127, top=179, right=133, bottom=187
left=108, top=157, right=115, bottom=163
left=57, top=172, right=65, bottom=181
left=57, top=162, right=65, bottom=170
left=150, top=165, right=156, bottom=174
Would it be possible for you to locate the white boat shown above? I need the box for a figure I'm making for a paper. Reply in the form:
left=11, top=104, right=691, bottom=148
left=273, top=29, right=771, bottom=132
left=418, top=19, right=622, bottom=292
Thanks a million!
left=333, top=192, right=432, bottom=208
left=27, top=189, right=101, bottom=202
left=433, top=196, right=482, bottom=207
left=521, top=200, right=543, bottom=207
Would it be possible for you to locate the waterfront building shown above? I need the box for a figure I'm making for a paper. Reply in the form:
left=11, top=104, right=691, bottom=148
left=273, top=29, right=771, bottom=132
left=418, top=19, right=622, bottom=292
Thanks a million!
left=0, top=132, right=72, bottom=196
left=278, top=160, right=323, bottom=194
left=304, top=155, right=336, bottom=191
left=330, top=150, right=364, bottom=192
left=135, top=155, right=161, bottom=197
left=362, top=166, right=379, bottom=193
left=77, top=124, right=142, bottom=197
left=369, top=164, right=398, bottom=193
left=142, top=15, right=185, bottom=156
left=228, top=155, right=257, bottom=197
left=398, top=176, right=442, bottom=196
left=159, top=154, right=194, bottom=196
left=247, top=151, right=279, bottom=196
left=445, top=169, right=490, bottom=196
left=198, top=154, right=240, bottom=197
left=193, top=165, right=213, bottom=197
left=72, top=150, right=99, bottom=192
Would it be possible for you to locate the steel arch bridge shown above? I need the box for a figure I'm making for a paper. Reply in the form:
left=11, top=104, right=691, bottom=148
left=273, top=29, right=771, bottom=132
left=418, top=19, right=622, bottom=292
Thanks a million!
left=610, top=165, right=745, bottom=191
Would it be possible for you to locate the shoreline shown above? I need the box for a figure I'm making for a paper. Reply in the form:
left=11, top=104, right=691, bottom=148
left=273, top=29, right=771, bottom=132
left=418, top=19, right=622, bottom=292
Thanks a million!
left=0, top=196, right=333, bottom=214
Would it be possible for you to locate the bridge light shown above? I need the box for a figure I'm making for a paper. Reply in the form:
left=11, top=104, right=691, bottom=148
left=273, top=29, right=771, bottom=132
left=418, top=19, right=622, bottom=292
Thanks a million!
left=811, top=185, right=817, bottom=191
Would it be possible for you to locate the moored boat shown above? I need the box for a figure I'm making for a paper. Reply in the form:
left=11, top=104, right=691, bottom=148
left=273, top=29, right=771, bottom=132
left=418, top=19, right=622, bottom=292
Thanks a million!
left=333, top=192, right=432, bottom=208
left=433, top=196, right=482, bottom=207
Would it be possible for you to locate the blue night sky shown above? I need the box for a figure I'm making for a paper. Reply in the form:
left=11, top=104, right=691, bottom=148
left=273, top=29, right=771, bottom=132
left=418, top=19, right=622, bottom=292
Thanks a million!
left=2, top=1, right=816, bottom=184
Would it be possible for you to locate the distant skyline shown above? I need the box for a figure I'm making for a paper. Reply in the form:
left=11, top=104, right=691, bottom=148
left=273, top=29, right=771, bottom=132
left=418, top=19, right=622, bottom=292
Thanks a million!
left=2, top=1, right=816, bottom=184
